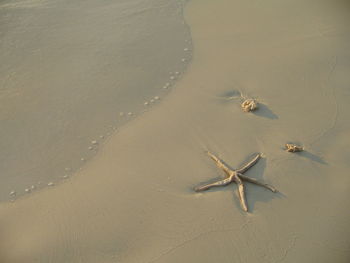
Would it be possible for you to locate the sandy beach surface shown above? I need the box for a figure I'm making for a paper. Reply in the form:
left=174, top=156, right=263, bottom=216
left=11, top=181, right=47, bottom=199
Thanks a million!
left=0, top=0, right=191, bottom=201
left=1, top=0, right=350, bottom=262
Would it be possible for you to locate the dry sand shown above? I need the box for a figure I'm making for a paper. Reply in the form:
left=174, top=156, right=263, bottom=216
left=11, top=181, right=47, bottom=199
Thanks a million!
left=1, top=0, right=350, bottom=262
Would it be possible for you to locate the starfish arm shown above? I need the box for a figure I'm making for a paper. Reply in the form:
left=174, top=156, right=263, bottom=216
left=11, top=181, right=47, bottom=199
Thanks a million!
left=236, top=153, right=261, bottom=174
left=238, top=174, right=277, bottom=193
left=194, top=177, right=232, bottom=192
left=235, top=176, right=248, bottom=212
left=207, top=151, right=232, bottom=176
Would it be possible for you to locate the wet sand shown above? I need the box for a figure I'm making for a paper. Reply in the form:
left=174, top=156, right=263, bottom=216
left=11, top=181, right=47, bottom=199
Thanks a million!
left=0, top=0, right=191, bottom=201
left=1, top=0, right=350, bottom=262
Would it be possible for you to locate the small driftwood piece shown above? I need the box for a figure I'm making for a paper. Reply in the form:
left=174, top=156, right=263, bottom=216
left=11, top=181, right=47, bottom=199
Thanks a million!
left=241, top=99, right=258, bottom=112
left=194, top=152, right=277, bottom=212
left=285, top=143, right=303, bottom=153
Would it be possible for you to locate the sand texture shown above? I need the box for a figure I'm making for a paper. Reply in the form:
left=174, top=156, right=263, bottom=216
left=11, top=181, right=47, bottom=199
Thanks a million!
left=1, top=0, right=350, bottom=262
left=0, top=0, right=191, bottom=201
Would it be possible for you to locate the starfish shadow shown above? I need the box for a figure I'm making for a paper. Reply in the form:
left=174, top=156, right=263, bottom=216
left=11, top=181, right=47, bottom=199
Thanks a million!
left=235, top=157, right=281, bottom=212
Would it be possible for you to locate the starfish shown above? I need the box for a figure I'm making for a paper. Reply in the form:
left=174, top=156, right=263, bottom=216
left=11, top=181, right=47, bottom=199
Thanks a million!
left=194, top=152, right=277, bottom=212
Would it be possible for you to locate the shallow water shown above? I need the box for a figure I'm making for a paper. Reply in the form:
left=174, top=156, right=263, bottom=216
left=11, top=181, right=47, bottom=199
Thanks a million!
left=0, top=0, right=192, bottom=201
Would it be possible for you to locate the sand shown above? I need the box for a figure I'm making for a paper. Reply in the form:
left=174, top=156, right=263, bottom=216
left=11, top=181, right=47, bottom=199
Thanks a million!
left=0, top=0, right=191, bottom=201
left=1, top=0, right=350, bottom=262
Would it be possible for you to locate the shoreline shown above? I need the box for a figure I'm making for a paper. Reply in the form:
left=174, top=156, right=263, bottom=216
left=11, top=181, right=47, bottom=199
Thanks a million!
left=0, top=0, right=193, bottom=202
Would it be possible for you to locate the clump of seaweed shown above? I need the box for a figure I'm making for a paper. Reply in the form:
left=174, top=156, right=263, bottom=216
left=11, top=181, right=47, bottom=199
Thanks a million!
left=285, top=143, right=304, bottom=153
left=241, top=99, right=258, bottom=112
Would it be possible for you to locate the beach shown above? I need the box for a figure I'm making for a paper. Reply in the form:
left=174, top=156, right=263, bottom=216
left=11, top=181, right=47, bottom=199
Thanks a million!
left=0, top=0, right=191, bottom=201
left=1, top=0, right=350, bottom=262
